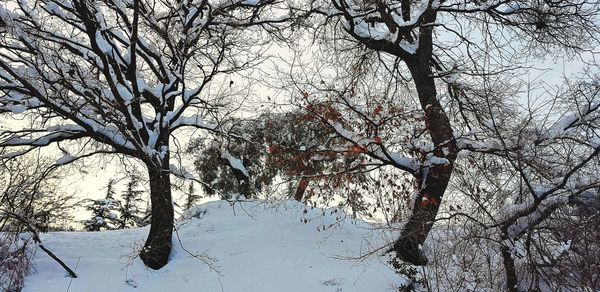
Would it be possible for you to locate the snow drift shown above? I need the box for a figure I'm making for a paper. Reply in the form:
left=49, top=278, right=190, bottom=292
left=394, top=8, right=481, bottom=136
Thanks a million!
left=24, top=200, right=405, bottom=291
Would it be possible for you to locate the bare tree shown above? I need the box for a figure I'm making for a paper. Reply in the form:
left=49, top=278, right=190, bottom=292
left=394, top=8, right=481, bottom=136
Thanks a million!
left=285, top=0, right=600, bottom=269
left=456, top=73, right=600, bottom=291
left=0, top=157, right=77, bottom=291
left=0, top=0, right=291, bottom=269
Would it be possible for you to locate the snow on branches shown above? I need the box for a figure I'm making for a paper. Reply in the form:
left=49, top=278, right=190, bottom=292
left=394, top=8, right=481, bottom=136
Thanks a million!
left=0, top=0, right=290, bottom=166
left=0, top=0, right=293, bottom=270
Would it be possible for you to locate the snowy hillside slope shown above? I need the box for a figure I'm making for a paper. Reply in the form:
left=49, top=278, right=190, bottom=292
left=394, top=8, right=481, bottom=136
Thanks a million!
left=24, top=200, right=406, bottom=292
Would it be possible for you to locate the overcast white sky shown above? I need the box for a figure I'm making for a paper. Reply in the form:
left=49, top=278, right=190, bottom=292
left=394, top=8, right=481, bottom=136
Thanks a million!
left=1, top=0, right=598, bottom=222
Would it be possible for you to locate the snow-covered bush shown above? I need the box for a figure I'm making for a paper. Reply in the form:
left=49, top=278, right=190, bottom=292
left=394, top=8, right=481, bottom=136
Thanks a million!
left=0, top=233, right=33, bottom=292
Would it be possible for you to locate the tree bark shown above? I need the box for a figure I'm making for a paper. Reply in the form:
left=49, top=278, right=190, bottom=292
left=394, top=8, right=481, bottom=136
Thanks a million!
left=139, top=160, right=174, bottom=270
left=390, top=163, right=453, bottom=265
left=501, top=244, right=519, bottom=292
left=293, top=178, right=309, bottom=202
left=334, top=1, right=456, bottom=266
left=500, top=228, right=519, bottom=292
left=389, top=43, right=457, bottom=265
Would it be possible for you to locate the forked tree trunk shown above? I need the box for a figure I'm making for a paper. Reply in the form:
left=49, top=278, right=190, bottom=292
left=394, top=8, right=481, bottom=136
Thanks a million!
left=389, top=45, right=457, bottom=265
left=140, top=160, right=174, bottom=270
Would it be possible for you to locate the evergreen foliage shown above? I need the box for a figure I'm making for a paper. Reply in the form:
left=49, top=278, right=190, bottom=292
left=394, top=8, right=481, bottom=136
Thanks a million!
left=84, top=180, right=121, bottom=231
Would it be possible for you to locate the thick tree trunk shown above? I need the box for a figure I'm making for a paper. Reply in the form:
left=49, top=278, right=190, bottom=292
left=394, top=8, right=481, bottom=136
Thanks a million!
left=337, top=4, right=456, bottom=267
left=390, top=55, right=457, bottom=265
left=390, top=167, right=452, bottom=265
left=139, top=161, right=174, bottom=270
left=390, top=158, right=454, bottom=264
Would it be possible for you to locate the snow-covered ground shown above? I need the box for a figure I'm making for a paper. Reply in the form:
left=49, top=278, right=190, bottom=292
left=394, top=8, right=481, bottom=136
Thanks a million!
left=24, top=200, right=406, bottom=292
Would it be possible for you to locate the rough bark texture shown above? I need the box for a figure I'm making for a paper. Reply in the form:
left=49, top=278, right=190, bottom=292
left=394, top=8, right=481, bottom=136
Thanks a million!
left=140, top=160, right=174, bottom=270
left=389, top=10, right=458, bottom=265
left=390, top=60, right=457, bottom=265
left=390, top=166, right=453, bottom=264
left=337, top=3, right=453, bottom=264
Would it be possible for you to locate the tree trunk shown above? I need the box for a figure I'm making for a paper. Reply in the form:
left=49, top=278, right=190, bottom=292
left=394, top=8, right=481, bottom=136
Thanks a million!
left=293, top=178, right=309, bottom=202
left=501, top=228, right=519, bottom=292
left=389, top=55, right=457, bottom=265
left=139, top=161, right=174, bottom=270
left=501, top=244, right=519, bottom=292
left=390, top=165, right=452, bottom=265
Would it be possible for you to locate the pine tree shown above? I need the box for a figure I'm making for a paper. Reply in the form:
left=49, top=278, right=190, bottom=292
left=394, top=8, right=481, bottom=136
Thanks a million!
left=183, top=182, right=201, bottom=211
left=119, top=176, right=145, bottom=229
left=83, top=180, right=121, bottom=231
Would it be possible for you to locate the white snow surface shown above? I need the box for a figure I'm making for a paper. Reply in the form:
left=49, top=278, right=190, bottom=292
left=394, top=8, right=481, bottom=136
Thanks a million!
left=24, top=200, right=404, bottom=292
